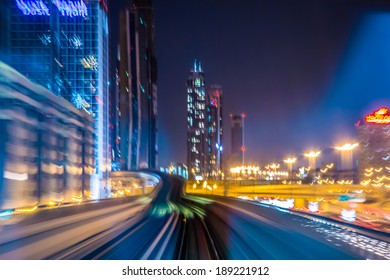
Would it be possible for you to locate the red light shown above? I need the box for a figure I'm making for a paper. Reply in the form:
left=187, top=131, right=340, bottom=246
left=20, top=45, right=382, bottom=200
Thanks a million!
left=241, top=146, right=246, bottom=152
left=229, top=113, right=233, bottom=118
left=241, top=113, right=246, bottom=118
left=365, top=107, right=390, bottom=124
left=355, top=120, right=361, bottom=127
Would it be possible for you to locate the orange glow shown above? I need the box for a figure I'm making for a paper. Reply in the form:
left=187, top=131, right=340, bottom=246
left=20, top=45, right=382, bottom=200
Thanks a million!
left=365, top=107, right=390, bottom=124
left=283, top=157, right=296, bottom=164
left=335, top=143, right=359, bottom=151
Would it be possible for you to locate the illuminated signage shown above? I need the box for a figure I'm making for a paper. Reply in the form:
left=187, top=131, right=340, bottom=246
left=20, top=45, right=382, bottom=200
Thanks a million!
left=16, top=0, right=88, bottom=17
left=16, top=0, right=50, bottom=15
left=53, top=0, right=88, bottom=17
left=365, top=107, right=390, bottom=124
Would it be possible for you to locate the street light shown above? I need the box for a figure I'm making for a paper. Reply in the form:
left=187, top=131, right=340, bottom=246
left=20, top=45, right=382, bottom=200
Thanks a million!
left=284, top=157, right=296, bottom=179
left=304, top=151, right=321, bottom=170
left=335, top=143, right=358, bottom=171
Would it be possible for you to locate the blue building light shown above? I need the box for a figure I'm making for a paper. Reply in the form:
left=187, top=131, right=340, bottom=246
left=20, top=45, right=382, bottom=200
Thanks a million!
left=140, top=84, right=145, bottom=93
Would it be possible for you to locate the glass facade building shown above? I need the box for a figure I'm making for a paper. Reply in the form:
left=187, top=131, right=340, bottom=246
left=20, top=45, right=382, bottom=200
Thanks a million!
left=186, top=61, right=224, bottom=180
left=116, top=0, right=158, bottom=171
left=187, top=60, right=206, bottom=180
left=0, top=0, right=110, bottom=198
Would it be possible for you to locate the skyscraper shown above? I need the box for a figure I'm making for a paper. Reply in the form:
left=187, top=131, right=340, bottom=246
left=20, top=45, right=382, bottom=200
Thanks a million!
left=116, top=0, right=158, bottom=171
left=206, top=85, right=223, bottom=179
left=135, top=0, right=158, bottom=169
left=0, top=0, right=111, bottom=198
left=357, top=107, right=390, bottom=186
left=230, top=114, right=244, bottom=165
left=187, top=60, right=206, bottom=179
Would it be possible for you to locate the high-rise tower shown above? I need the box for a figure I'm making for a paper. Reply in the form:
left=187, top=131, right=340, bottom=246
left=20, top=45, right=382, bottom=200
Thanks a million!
left=230, top=114, right=244, bottom=165
left=187, top=60, right=206, bottom=179
left=134, top=0, right=158, bottom=169
left=116, top=0, right=158, bottom=170
left=206, top=85, right=223, bottom=179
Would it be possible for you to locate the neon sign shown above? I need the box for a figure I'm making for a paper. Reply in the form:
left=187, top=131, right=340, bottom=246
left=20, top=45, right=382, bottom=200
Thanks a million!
left=365, top=107, right=390, bottom=124
left=53, top=0, right=88, bottom=17
left=16, top=0, right=88, bottom=18
left=16, top=0, right=50, bottom=16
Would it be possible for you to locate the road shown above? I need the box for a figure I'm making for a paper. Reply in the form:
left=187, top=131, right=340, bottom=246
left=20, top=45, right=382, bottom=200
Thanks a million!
left=0, top=172, right=389, bottom=259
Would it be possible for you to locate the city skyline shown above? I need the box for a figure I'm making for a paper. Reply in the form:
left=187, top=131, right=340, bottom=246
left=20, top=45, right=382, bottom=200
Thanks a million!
left=1, top=0, right=390, bottom=263
left=154, top=0, right=390, bottom=167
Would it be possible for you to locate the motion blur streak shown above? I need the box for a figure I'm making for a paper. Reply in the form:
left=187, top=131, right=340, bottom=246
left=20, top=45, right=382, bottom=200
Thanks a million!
left=0, top=172, right=389, bottom=260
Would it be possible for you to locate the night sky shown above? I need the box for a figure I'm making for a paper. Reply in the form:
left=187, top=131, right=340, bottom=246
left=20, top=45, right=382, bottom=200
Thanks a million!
left=113, top=0, right=390, bottom=167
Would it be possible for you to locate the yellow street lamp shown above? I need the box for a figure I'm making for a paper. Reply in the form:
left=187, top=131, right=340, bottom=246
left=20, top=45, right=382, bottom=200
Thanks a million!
left=335, top=143, right=358, bottom=171
left=304, top=151, right=321, bottom=170
left=284, top=157, right=296, bottom=178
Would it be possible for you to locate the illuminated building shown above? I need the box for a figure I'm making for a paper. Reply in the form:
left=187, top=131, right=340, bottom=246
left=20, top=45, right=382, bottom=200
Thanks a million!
left=0, top=0, right=110, bottom=198
left=357, top=107, right=390, bottom=187
left=187, top=60, right=206, bottom=180
left=117, top=0, right=158, bottom=170
left=206, top=85, right=223, bottom=179
left=160, top=163, right=188, bottom=179
left=230, top=114, right=244, bottom=165
left=0, top=62, right=95, bottom=209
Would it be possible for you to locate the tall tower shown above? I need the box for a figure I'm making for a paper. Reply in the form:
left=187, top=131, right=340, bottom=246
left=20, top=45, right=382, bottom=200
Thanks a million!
left=133, top=0, right=158, bottom=169
left=118, top=7, right=140, bottom=171
left=230, top=114, right=244, bottom=165
left=187, top=60, right=206, bottom=179
left=206, top=85, right=223, bottom=179
left=117, top=0, right=158, bottom=170
left=0, top=0, right=111, bottom=198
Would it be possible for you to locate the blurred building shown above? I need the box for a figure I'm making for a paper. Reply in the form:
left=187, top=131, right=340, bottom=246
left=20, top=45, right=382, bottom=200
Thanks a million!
left=230, top=114, right=244, bottom=165
left=116, top=0, right=158, bottom=171
left=109, top=51, right=121, bottom=171
left=0, top=0, right=110, bottom=198
left=187, top=60, right=206, bottom=180
left=357, top=107, right=390, bottom=187
left=160, top=163, right=188, bottom=179
left=206, top=85, right=223, bottom=179
left=0, top=62, right=95, bottom=209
